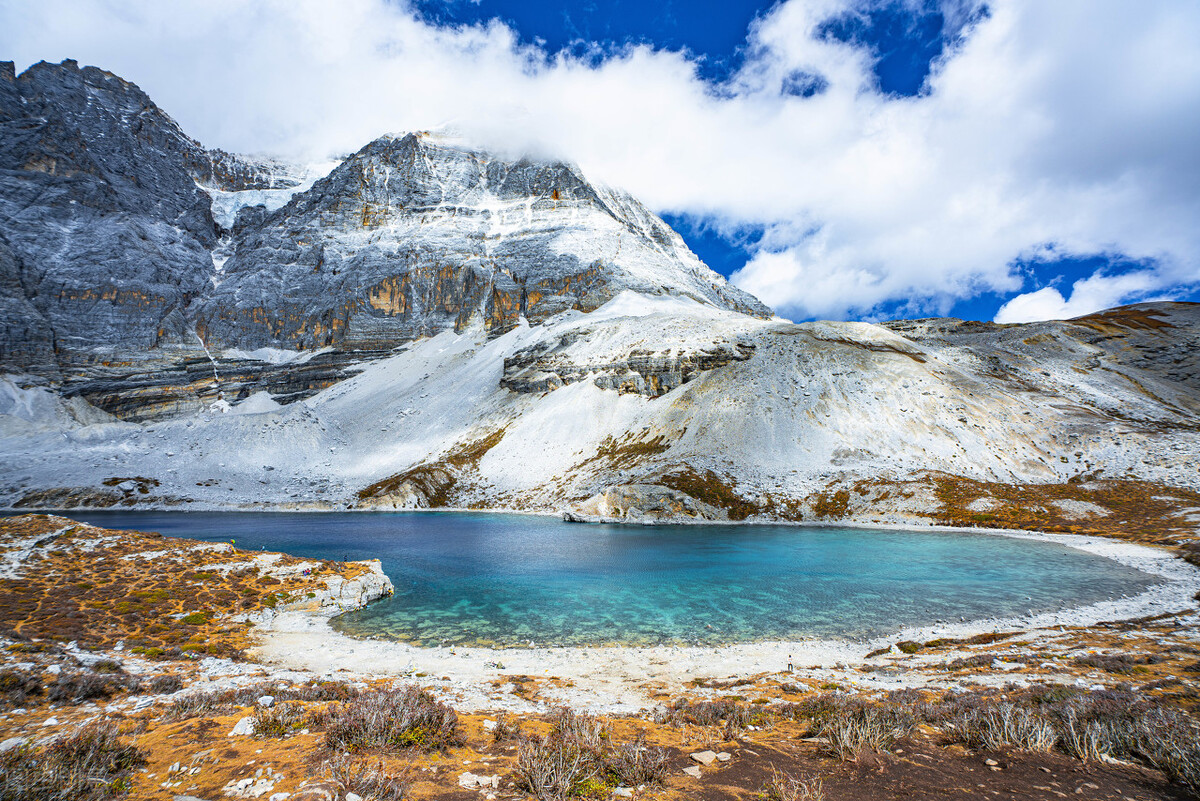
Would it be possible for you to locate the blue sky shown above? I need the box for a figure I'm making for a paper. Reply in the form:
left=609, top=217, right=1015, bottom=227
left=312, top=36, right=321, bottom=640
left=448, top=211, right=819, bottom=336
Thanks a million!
left=3, top=0, right=1198, bottom=323
left=412, top=0, right=1198, bottom=322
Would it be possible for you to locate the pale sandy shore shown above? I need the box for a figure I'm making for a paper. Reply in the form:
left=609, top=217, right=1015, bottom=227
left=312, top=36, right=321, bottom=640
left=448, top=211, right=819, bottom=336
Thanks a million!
left=250, top=524, right=1200, bottom=714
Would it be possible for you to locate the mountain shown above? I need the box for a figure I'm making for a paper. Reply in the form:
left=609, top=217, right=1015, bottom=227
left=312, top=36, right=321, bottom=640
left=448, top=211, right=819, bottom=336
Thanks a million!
left=0, top=60, right=769, bottom=419
left=1, top=60, right=1198, bottom=528
left=195, top=132, right=770, bottom=352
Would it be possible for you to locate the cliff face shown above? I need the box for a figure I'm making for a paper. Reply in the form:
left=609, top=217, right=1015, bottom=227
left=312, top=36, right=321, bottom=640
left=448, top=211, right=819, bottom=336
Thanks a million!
left=193, top=132, right=770, bottom=352
left=0, top=60, right=217, bottom=373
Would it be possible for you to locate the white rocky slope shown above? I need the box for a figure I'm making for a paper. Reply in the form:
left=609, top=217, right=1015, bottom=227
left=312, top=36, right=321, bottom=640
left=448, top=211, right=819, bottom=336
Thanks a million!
left=2, top=295, right=1197, bottom=523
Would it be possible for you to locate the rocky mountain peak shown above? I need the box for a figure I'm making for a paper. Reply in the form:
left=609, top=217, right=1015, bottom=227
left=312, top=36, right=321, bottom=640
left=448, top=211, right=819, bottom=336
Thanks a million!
left=0, top=60, right=772, bottom=418
left=195, top=129, right=771, bottom=352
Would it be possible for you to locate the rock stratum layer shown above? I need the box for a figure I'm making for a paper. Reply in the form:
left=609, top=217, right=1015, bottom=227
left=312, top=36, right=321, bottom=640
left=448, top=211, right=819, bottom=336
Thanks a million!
left=1, top=60, right=1198, bottom=526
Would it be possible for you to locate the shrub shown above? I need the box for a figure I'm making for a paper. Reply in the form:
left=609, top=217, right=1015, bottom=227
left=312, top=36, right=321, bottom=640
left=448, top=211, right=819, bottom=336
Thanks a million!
left=323, top=685, right=459, bottom=753
left=603, top=735, right=669, bottom=786
left=321, top=755, right=409, bottom=801
left=1074, top=653, right=1161, bottom=674
left=943, top=654, right=999, bottom=671
left=147, top=674, right=183, bottom=695
left=514, top=731, right=599, bottom=800
left=47, top=672, right=139, bottom=704
left=0, top=720, right=145, bottom=800
left=941, top=701, right=1057, bottom=752
left=91, top=660, right=123, bottom=674
left=163, top=680, right=359, bottom=721
left=252, top=702, right=308, bottom=738
left=513, top=709, right=668, bottom=800
left=931, top=687, right=1200, bottom=790
left=762, top=766, right=825, bottom=801
left=0, top=669, right=43, bottom=706
left=661, top=697, right=752, bottom=729
left=491, top=713, right=521, bottom=743
left=802, top=695, right=916, bottom=759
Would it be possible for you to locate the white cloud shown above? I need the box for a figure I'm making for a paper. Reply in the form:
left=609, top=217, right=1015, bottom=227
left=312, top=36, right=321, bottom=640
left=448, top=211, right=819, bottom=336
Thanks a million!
left=1, top=0, right=1198, bottom=322
left=994, top=269, right=1166, bottom=324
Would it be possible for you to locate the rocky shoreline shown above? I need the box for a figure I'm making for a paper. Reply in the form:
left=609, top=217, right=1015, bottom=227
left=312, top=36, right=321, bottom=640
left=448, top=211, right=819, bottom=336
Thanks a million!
left=250, top=523, right=1200, bottom=712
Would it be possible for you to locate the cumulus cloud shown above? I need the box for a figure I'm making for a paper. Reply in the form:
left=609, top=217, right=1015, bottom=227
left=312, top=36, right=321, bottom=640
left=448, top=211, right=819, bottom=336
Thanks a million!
left=994, top=269, right=1167, bottom=324
left=1, top=0, right=1197, bottom=322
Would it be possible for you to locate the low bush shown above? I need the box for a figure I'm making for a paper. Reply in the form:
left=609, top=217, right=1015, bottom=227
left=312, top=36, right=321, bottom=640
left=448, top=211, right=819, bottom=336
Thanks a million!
left=0, top=720, right=144, bottom=800
left=147, top=674, right=183, bottom=694
left=762, top=766, right=825, bottom=801
left=491, top=713, right=521, bottom=743
left=513, top=708, right=668, bottom=800
left=943, top=654, right=1000, bottom=671
left=323, top=685, right=459, bottom=753
left=941, top=701, right=1057, bottom=752
left=0, top=668, right=43, bottom=706
left=805, top=696, right=916, bottom=759
left=603, top=734, right=670, bottom=786
left=252, top=702, right=308, bottom=738
left=929, top=687, right=1200, bottom=790
left=47, top=672, right=139, bottom=704
left=163, top=680, right=359, bottom=721
left=657, top=697, right=757, bottom=737
left=321, top=755, right=409, bottom=801
left=1074, top=652, right=1161, bottom=674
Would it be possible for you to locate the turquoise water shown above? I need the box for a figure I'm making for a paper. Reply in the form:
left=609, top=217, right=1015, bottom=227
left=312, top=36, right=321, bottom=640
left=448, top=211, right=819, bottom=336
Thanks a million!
left=60, top=511, right=1157, bottom=647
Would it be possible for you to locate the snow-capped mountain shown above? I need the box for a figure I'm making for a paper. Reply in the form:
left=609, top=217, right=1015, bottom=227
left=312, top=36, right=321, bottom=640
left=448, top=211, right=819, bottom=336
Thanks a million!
left=1, top=60, right=1198, bottom=525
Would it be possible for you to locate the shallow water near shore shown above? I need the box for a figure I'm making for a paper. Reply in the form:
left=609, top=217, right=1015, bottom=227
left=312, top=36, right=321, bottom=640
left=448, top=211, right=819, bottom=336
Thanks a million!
left=61, top=510, right=1157, bottom=647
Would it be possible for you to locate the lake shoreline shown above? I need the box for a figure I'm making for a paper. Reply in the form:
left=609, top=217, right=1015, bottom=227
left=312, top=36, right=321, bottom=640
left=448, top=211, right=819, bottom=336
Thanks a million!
left=250, top=522, right=1200, bottom=714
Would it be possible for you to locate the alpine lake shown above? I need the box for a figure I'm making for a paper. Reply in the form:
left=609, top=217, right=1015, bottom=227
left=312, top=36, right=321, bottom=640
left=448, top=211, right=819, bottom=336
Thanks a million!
left=65, top=510, right=1157, bottom=648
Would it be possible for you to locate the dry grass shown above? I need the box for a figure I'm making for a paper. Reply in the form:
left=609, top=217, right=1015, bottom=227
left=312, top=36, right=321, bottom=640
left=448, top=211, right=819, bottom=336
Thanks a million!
left=320, top=754, right=410, bottom=801
left=0, top=515, right=369, bottom=657
left=657, top=468, right=761, bottom=521
left=924, top=473, right=1200, bottom=545
left=0, top=720, right=144, bottom=800
left=595, top=432, right=672, bottom=469
left=762, top=767, right=826, bottom=801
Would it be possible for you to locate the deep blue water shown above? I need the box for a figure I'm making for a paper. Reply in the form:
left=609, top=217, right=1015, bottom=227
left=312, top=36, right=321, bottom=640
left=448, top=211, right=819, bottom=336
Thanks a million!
left=57, top=511, right=1157, bottom=647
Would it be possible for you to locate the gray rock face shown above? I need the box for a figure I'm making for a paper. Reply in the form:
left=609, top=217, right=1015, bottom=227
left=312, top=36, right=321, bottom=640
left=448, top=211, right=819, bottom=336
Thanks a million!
left=502, top=332, right=756, bottom=397
left=570, top=484, right=731, bottom=523
left=0, top=234, right=57, bottom=376
left=882, top=302, right=1200, bottom=417
left=194, top=132, right=772, bottom=351
left=0, top=59, right=217, bottom=371
left=62, top=348, right=390, bottom=421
